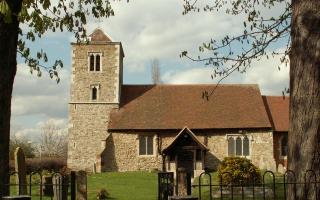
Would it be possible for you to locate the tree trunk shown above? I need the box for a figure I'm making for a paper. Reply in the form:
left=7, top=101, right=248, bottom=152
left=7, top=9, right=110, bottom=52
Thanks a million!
left=0, top=0, right=22, bottom=197
left=289, top=0, right=320, bottom=199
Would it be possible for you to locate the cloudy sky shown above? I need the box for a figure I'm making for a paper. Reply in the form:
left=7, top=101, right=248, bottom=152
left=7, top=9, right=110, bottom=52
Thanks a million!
left=11, top=0, right=289, bottom=141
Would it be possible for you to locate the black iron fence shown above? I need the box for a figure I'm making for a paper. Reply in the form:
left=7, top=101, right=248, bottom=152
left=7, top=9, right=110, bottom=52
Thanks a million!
left=158, top=172, right=174, bottom=200
left=194, top=170, right=319, bottom=200
left=2, top=171, right=76, bottom=200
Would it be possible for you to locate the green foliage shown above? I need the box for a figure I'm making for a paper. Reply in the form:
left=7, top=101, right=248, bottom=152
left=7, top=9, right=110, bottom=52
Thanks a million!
left=217, top=157, right=261, bottom=186
left=0, top=0, right=120, bottom=83
left=96, top=188, right=109, bottom=200
left=0, top=0, right=11, bottom=23
left=9, top=137, right=35, bottom=159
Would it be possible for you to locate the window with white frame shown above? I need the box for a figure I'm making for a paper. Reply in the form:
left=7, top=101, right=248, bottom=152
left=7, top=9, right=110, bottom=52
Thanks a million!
left=90, top=85, right=100, bottom=100
left=139, top=135, right=153, bottom=155
left=228, top=135, right=250, bottom=157
left=88, top=53, right=102, bottom=71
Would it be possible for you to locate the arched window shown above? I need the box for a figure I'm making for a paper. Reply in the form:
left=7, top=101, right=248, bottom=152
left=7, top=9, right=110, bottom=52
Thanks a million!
left=228, top=137, right=235, bottom=156
left=281, top=135, right=288, bottom=156
left=95, top=54, right=100, bottom=71
left=243, top=136, right=250, bottom=156
left=236, top=137, right=242, bottom=156
left=92, top=87, right=97, bottom=100
left=90, top=54, right=95, bottom=71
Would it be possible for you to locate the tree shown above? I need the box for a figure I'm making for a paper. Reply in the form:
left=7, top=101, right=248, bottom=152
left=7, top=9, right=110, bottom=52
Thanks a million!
left=9, top=136, right=35, bottom=159
left=151, top=58, right=162, bottom=84
left=0, top=0, right=116, bottom=196
left=181, top=0, right=319, bottom=198
left=39, top=121, right=68, bottom=158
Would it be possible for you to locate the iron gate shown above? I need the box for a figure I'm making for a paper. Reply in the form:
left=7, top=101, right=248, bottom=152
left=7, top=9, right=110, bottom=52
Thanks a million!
left=158, top=172, right=174, bottom=200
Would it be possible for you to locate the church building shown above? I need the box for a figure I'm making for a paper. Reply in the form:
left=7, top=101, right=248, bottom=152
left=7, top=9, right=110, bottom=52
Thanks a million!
left=67, top=29, right=289, bottom=176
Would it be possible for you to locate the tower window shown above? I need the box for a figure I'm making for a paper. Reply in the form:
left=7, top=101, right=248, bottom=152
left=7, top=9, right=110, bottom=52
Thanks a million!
left=90, top=54, right=95, bottom=71
left=90, top=85, right=100, bottom=100
left=96, top=55, right=100, bottom=71
left=88, top=53, right=102, bottom=71
left=92, top=87, right=97, bottom=100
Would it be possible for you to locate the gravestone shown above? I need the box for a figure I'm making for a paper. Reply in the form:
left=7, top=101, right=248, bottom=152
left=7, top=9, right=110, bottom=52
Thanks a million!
left=42, top=176, right=54, bottom=196
left=52, top=174, right=63, bottom=200
left=52, top=174, right=69, bottom=200
left=77, top=171, right=87, bottom=200
left=14, top=147, right=27, bottom=195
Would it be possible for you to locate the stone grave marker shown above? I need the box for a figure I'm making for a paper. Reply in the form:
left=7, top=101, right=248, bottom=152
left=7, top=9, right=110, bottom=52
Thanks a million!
left=14, top=147, right=27, bottom=195
left=52, top=174, right=63, bottom=200
left=77, top=170, right=87, bottom=200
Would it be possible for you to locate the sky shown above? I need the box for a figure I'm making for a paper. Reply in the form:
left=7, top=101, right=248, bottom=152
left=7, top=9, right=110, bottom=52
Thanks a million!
left=11, top=0, right=289, bottom=141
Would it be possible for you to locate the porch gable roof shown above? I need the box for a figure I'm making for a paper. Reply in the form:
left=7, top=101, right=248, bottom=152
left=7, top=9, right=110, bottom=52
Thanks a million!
left=162, top=127, right=209, bottom=154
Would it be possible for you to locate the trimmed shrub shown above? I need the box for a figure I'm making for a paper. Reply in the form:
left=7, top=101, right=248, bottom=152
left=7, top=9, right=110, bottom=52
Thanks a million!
left=9, top=158, right=67, bottom=173
left=26, top=158, right=67, bottom=173
left=218, top=157, right=261, bottom=186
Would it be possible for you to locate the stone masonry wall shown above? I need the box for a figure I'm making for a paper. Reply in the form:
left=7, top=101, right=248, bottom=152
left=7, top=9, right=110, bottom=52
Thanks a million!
left=67, top=42, right=123, bottom=172
left=204, top=130, right=276, bottom=171
left=68, top=104, right=117, bottom=171
left=100, top=130, right=276, bottom=172
left=101, top=132, right=163, bottom=171
left=70, top=43, right=122, bottom=103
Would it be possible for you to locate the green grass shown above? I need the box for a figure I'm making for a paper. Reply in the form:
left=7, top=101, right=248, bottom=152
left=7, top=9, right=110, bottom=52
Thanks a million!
left=88, top=171, right=158, bottom=200
left=9, top=171, right=158, bottom=200
left=8, top=171, right=288, bottom=200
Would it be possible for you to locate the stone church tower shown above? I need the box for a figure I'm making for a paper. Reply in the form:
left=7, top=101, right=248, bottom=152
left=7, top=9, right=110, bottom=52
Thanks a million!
left=67, top=29, right=124, bottom=172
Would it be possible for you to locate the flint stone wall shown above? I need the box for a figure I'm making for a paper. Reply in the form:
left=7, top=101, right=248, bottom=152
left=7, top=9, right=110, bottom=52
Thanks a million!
left=67, top=42, right=123, bottom=172
left=99, top=130, right=276, bottom=172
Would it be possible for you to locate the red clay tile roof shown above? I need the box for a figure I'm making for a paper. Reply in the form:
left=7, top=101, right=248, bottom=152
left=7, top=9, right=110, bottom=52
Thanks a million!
left=108, top=84, right=272, bottom=130
left=89, top=29, right=112, bottom=42
left=262, top=96, right=289, bottom=132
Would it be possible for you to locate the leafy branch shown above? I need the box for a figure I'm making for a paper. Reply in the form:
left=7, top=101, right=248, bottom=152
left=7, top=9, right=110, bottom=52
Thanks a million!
left=180, top=0, right=291, bottom=99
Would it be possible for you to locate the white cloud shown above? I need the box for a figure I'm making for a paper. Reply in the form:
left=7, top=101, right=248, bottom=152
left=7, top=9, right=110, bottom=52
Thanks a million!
left=12, top=118, right=68, bottom=142
left=162, top=54, right=289, bottom=95
left=83, top=0, right=246, bottom=73
left=12, top=64, right=70, bottom=118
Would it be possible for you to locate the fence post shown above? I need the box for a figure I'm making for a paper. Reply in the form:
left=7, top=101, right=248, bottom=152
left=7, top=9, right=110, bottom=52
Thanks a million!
left=70, top=171, right=76, bottom=200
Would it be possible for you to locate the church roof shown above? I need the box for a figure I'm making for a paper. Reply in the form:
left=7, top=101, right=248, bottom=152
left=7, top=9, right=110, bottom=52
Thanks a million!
left=89, top=28, right=112, bottom=42
left=262, top=96, right=289, bottom=132
left=108, top=84, right=272, bottom=130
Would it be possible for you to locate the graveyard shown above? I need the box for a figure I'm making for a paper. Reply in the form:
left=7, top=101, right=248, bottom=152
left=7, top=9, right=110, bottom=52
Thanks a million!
left=8, top=147, right=289, bottom=200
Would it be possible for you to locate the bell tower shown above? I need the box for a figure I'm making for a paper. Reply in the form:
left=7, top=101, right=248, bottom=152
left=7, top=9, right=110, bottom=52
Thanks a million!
left=67, top=29, right=124, bottom=171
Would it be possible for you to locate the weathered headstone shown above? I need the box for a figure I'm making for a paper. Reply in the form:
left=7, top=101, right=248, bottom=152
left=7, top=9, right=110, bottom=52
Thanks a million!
left=14, top=147, right=27, bottom=195
left=77, top=170, right=87, bottom=200
left=52, top=174, right=69, bottom=200
left=52, top=174, right=63, bottom=200
left=42, top=176, right=54, bottom=196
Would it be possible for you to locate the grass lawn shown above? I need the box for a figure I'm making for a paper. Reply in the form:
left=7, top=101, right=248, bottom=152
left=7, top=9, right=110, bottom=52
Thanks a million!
left=87, top=171, right=158, bottom=200
left=8, top=171, right=287, bottom=200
